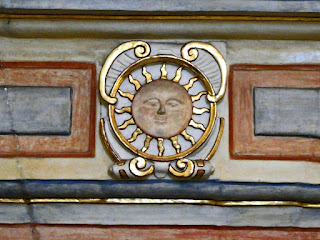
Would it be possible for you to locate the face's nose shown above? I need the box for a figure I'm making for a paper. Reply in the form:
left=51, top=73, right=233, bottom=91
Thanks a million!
left=157, top=103, right=166, bottom=115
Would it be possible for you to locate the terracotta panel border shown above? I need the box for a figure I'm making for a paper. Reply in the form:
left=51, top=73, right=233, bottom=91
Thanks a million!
left=229, top=64, right=320, bottom=162
left=0, top=62, right=96, bottom=157
left=34, top=225, right=320, bottom=240
left=0, top=224, right=320, bottom=240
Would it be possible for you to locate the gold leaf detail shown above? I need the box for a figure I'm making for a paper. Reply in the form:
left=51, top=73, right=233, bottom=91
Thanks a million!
left=118, top=89, right=134, bottom=101
left=183, top=77, right=198, bottom=91
left=173, top=66, right=183, bottom=83
left=129, top=157, right=154, bottom=177
left=142, top=135, right=153, bottom=152
left=170, top=136, right=181, bottom=153
left=158, top=138, right=165, bottom=156
left=160, top=63, right=167, bottom=80
left=118, top=118, right=135, bottom=130
left=181, top=130, right=195, bottom=145
left=128, top=128, right=143, bottom=143
left=191, top=91, right=207, bottom=102
left=189, top=119, right=206, bottom=131
left=128, top=74, right=141, bottom=90
left=115, top=106, right=131, bottom=114
left=169, top=159, right=195, bottom=178
left=193, top=107, right=209, bottom=115
left=142, top=66, right=152, bottom=83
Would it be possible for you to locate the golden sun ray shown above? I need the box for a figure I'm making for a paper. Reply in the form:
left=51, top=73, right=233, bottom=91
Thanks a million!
left=142, top=66, right=152, bottom=83
left=170, top=136, right=181, bottom=153
left=115, top=106, right=131, bottom=114
left=160, top=63, right=167, bottom=80
left=183, top=77, right=198, bottom=91
left=172, top=66, right=183, bottom=83
left=158, top=138, right=165, bottom=156
left=142, top=135, right=153, bottom=152
left=118, top=118, right=135, bottom=130
left=181, top=130, right=195, bottom=145
left=189, top=119, right=206, bottom=131
left=128, top=128, right=143, bottom=143
left=118, top=89, right=134, bottom=101
left=193, top=106, right=209, bottom=115
left=128, top=74, right=141, bottom=90
left=191, top=91, right=207, bottom=102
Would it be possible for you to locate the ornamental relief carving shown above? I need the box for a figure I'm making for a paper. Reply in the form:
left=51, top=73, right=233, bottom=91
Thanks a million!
left=99, top=41, right=227, bottom=179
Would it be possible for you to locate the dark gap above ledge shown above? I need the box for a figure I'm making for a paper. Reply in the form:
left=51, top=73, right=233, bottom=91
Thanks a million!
left=1, top=0, right=320, bottom=17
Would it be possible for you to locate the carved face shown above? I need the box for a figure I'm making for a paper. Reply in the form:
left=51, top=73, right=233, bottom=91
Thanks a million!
left=132, top=80, right=193, bottom=139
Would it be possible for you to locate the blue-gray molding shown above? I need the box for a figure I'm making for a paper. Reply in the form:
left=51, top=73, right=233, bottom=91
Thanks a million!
left=0, top=180, right=319, bottom=202
left=1, top=180, right=320, bottom=226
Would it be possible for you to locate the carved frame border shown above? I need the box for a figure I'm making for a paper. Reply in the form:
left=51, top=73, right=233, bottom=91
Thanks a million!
left=0, top=62, right=96, bottom=157
left=229, top=64, right=320, bottom=162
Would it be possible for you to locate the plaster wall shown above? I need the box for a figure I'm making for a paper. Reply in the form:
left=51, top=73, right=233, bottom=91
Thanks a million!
left=0, top=38, right=319, bottom=183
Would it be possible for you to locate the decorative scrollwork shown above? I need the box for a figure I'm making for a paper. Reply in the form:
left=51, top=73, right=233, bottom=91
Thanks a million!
left=181, top=42, right=227, bottom=103
left=100, top=41, right=151, bottom=104
left=181, top=46, right=199, bottom=61
left=101, top=41, right=226, bottom=180
left=134, top=42, right=151, bottom=58
left=168, top=159, right=195, bottom=178
left=129, top=157, right=154, bottom=177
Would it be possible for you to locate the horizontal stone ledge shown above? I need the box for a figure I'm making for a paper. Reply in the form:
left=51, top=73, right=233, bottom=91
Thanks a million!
left=0, top=180, right=319, bottom=203
left=1, top=203, right=320, bottom=227
left=25, top=204, right=320, bottom=227
left=1, top=0, right=320, bottom=15
left=1, top=19, right=320, bottom=40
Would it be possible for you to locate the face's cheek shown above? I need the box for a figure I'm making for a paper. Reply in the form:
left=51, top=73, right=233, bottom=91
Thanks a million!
left=166, top=105, right=185, bottom=122
left=139, top=105, right=157, bottom=125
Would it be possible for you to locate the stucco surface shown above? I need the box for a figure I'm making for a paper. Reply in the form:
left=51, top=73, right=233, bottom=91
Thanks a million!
left=0, top=38, right=319, bottom=183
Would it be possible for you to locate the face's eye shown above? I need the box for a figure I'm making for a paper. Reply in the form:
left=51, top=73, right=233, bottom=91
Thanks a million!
left=144, top=98, right=160, bottom=107
left=166, top=99, right=181, bottom=108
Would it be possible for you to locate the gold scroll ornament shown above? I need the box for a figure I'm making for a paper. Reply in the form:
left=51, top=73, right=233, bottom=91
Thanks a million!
left=100, top=41, right=227, bottom=179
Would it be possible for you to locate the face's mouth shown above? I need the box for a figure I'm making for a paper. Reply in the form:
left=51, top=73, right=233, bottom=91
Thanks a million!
left=155, top=119, right=167, bottom=124
left=155, top=115, right=167, bottom=124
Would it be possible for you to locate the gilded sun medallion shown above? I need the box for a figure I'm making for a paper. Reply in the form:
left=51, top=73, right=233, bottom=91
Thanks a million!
left=100, top=41, right=227, bottom=180
left=132, top=79, right=193, bottom=140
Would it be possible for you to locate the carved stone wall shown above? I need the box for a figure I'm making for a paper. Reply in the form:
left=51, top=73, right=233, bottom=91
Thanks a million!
left=0, top=0, right=319, bottom=238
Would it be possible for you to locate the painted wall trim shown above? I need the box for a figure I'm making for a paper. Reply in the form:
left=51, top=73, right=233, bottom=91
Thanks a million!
left=1, top=17, right=320, bottom=40
left=0, top=180, right=319, bottom=203
left=1, top=0, right=320, bottom=16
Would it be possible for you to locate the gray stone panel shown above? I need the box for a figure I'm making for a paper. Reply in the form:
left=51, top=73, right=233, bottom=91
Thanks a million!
left=254, top=87, right=320, bottom=138
left=0, top=86, right=72, bottom=135
left=0, top=202, right=318, bottom=227
left=0, top=204, right=31, bottom=223
left=31, top=203, right=320, bottom=227
left=0, top=88, right=12, bottom=133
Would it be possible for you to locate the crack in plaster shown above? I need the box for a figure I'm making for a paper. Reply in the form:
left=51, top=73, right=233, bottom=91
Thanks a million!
left=4, top=87, right=21, bottom=152
left=5, top=87, right=24, bottom=179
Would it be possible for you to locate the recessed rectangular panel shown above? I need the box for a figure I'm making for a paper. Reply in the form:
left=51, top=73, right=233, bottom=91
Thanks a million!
left=254, top=87, right=320, bottom=138
left=0, top=62, right=96, bottom=157
left=0, top=87, right=72, bottom=135
left=0, top=88, right=12, bottom=134
left=229, top=64, right=320, bottom=162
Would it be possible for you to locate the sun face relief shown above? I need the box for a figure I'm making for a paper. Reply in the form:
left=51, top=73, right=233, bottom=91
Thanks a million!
left=132, top=79, right=193, bottom=139
left=100, top=41, right=227, bottom=179
left=114, top=61, right=212, bottom=158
